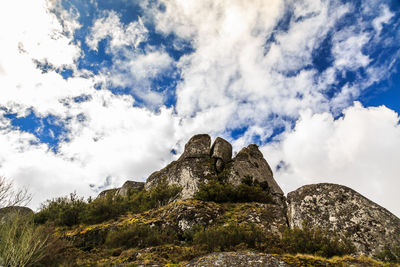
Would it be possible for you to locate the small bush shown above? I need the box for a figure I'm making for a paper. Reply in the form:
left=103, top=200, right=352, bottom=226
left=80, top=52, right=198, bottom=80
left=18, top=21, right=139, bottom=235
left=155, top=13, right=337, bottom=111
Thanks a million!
left=105, top=224, right=178, bottom=249
left=376, top=244, right=400, bottom=263
left=281, top=222, right=355, bottom=258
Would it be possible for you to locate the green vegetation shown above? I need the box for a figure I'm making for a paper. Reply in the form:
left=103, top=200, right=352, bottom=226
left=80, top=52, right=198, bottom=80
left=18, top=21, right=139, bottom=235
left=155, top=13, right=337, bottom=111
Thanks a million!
left=105, top=224, right=178, bottom=249
left=376, top=244, right=400, bottom=263
left=192, top=223, right=271, bottom=252
left=281, top=221, right=355, bottom=258
left=194, top=175, right=273, bottom=204
left=34, top=181, right=181, bottom=227
left=0, top=212, right=48, bottom=267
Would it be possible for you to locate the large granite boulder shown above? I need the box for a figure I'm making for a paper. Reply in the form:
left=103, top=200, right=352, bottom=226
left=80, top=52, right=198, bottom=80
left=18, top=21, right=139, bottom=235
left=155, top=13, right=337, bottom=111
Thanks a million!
left=116, top=181, right=145, bottom=197
left=96, top=188, right=118, bottom=199
left=226, top=144, right=284, bottom=197
left=211, top=137, right=232, bottom=172
left=287, top=183, right=400, bottom=257
left=145, top=134, right=216, bottom=199
left=0, top=206, right=33, bottom=220
left=180, top=134, right=211, bottom=159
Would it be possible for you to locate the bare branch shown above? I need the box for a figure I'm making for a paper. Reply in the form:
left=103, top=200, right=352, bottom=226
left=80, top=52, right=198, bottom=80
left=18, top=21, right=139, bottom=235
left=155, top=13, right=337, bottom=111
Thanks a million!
left=0, top=176, right=32, bottom=208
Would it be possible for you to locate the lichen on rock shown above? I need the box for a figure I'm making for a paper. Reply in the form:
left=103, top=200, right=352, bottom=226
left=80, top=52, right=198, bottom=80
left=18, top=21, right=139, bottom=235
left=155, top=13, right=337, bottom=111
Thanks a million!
left=287, top=183, right=400, bottom=257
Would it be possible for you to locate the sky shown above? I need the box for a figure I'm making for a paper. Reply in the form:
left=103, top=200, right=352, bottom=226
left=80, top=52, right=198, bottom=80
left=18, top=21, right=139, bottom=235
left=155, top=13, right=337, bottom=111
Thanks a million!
left=0, top=0, right=399, bottom=216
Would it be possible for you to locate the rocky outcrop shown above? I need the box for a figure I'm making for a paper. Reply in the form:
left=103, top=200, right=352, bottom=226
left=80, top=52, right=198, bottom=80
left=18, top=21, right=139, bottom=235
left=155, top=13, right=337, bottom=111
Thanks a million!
left=116, top=181, right=145, bottom=197
left=185, top=252, right=385, bottom=267
left=97, top=188, right=118, bottom=199
left=0, top=206, right=33, bottom=220
left=186, top=252, right=292, bottom=267
left=287, top=183, right=400, bottom=257
left=97, top=181, right=145, bottom=199
left=145, top=134, right=284, bottom=203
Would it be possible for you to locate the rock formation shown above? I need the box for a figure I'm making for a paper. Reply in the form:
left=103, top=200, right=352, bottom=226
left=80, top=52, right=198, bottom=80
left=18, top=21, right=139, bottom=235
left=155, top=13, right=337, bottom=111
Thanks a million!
left=93, top=133, right=400, bottom=260
left=186, top=252, right=291, bottom=267
left=116, top=181, right=145, bottom=197
left=145, top=134, right=285, bottom=203
left=287, top=183, right=400, bottom=257
left=97, top=181, right=144, bottom=199
left=0, top=206, right=33, bottom=222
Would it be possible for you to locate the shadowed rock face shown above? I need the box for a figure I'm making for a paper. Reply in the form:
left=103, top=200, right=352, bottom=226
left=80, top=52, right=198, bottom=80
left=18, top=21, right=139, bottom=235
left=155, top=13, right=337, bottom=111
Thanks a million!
left=226, top=144, right=283, bottom=196
left=145, top=134, right=284, bottom=202
left=116, top=181, right=145, bottom=197
left=287, top=183, right=400, bottom=257
left=211, top=137, right=232, bottom=173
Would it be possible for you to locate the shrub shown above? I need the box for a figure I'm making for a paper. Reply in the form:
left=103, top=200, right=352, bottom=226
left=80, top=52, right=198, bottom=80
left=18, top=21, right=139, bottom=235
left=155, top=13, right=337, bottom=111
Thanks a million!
left=194, top=180, right=235, bottom=203
left=376, top=244, right=400, bottom=263
left=35, top=182, right=182, bottom=226
left=105, top=223, right=178, bottom=249
left=193, top=223, right=266, bottom=252
left=34, top=193, right=86, bottom=226
left=194, top=176, right=273, bottom=204
left=80, top=194, right=127, bottom=224
left=0, top=212, right=48, bottom=267
left=281, top=222, right=355, bottom=258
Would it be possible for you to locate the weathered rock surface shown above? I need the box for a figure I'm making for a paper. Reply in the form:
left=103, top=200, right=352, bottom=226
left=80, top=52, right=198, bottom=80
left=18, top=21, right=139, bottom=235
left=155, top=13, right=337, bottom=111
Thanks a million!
left=226, top=144, right=284, bottom=196
left=97, top=181, right=144, bottom=199
left=186, top=252, right=292, bottom=267
left=287, top=183, right=400, bottom=257
left=116, top=181, right=145, bottom=197
left=181, top=134, right=211, bottom=159
left=145, top=156, right=216, bottom=199
left=185, top=252, right=385, bottom=267
left=96, top=188, right=118, bottom=199
left=145, top=134, right=284, bottom=203
left=145, top=134, right=217, bottom=199
left=211, top=137, right=232, bottom=164
left=0, top=206, right=33, bottom=220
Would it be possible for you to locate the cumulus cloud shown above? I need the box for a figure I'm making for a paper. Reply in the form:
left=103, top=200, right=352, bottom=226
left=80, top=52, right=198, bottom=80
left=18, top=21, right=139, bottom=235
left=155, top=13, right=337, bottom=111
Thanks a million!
left=141, top=0, right=392, bottom=139
left=0, top=0, right=398, bottom=217
left=262, top=103, right=400, bottom=217
left=86, top=11, right=148, bottom=52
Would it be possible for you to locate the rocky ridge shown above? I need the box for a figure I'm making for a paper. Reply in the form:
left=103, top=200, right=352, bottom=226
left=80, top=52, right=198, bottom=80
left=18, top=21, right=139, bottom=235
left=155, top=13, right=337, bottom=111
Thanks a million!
left=95, top=133, right=400, bottom=260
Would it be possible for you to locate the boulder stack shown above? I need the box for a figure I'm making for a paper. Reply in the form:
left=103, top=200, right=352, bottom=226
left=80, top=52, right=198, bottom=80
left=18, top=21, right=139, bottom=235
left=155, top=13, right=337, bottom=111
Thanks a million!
left=145, top=134, right=284, bottom=203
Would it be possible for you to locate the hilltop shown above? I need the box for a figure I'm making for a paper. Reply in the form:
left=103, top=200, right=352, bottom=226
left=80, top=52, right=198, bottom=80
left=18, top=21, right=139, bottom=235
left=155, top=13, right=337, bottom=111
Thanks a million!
left=3, top=134, right=399, bottom=266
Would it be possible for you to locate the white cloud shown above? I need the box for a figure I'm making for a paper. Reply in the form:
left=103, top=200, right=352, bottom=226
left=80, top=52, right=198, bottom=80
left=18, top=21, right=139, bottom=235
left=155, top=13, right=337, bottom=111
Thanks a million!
left=86, top=11, right=148, bottom=52
left=332, top=30, right=371, bottom=70
left=372, top=5, right=394, bottom=35
left=0, top=0, right=398, bottom=218
left=262, top=103, right=400, bottom=217
left=143, top=0, right=362, bottom=133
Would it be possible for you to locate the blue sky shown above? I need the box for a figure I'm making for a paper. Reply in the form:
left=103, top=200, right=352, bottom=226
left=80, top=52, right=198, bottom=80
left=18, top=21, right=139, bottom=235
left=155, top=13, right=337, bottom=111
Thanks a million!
left=0, top=0, right=399, bottom=216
